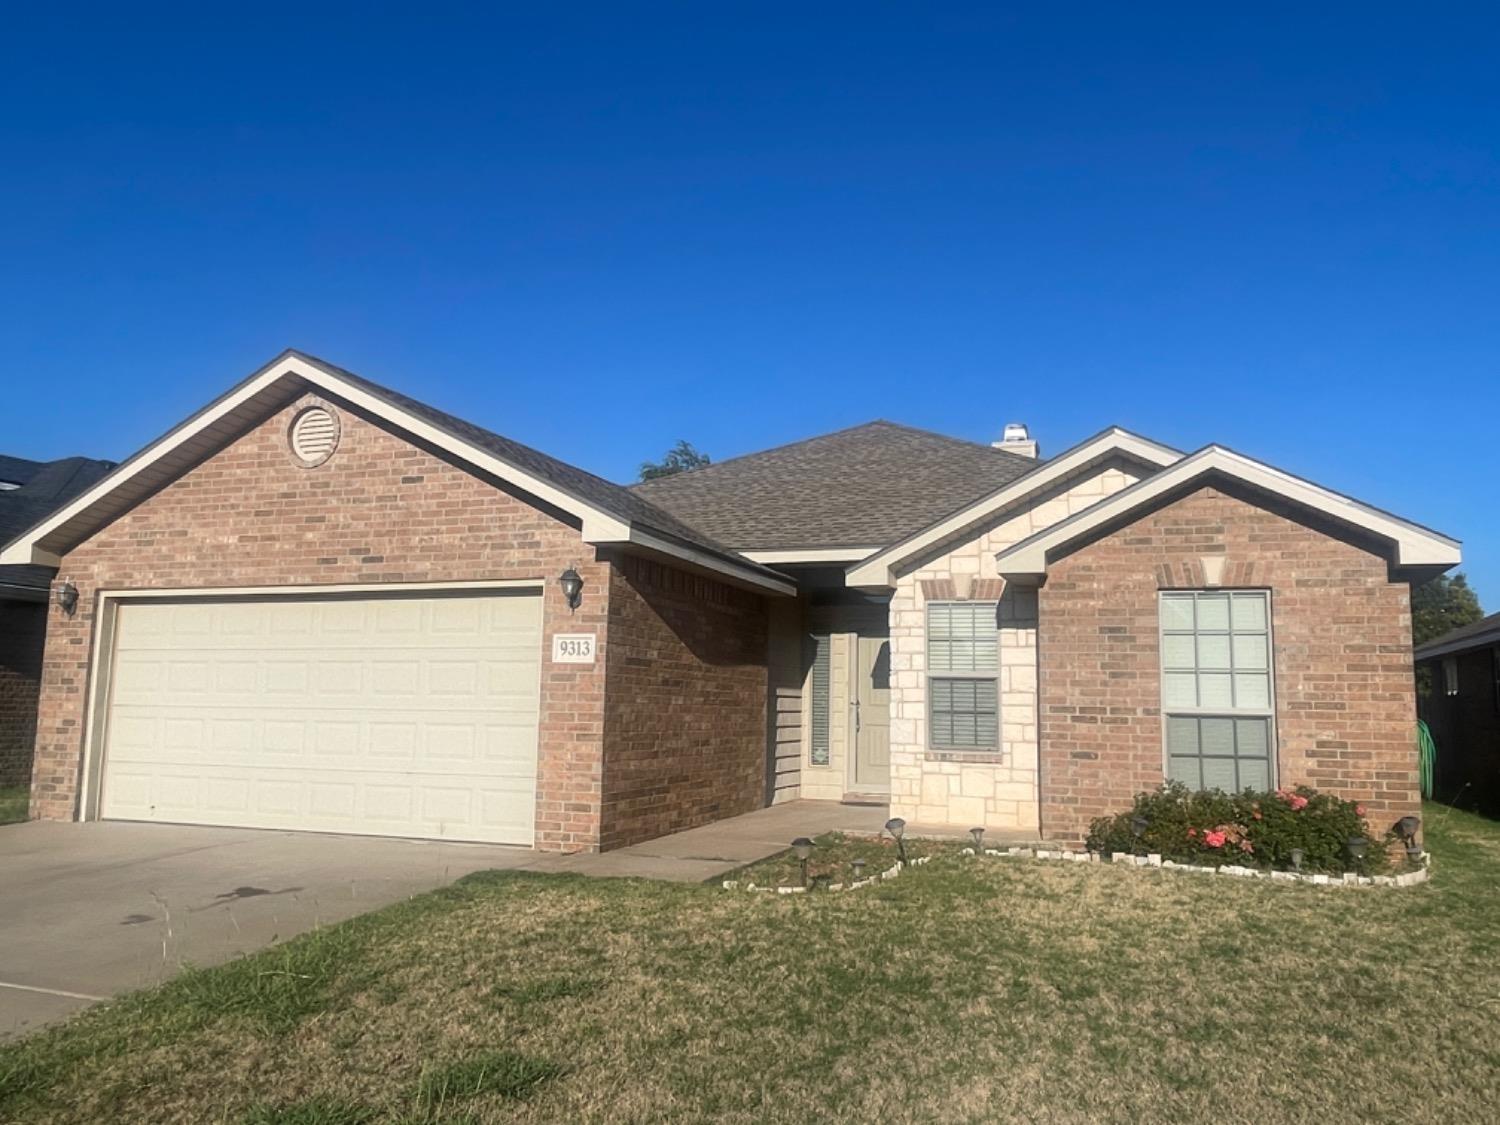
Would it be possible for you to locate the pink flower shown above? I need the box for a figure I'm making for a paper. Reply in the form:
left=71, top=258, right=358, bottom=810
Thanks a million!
left=1203, top=830, right=1227, bottom=848
left=1187, top=827, right=1197, bottom=837
left=1239, top=839, right=1254, bottom=853
left=1290, top=795, right=1308, bottom=811
left=1356, top=805, right=1366, bottom=817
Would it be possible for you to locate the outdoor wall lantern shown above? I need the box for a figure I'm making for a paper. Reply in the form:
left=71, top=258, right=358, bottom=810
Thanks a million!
left=885, top=817, right=908, bottom=866
left=558, top=566, right=584, bottom=612
left=970, top=827, right=985, bottom=852
left=55, top=579, right=78, bottom=616
left=791, top=837, right=814, bottom=887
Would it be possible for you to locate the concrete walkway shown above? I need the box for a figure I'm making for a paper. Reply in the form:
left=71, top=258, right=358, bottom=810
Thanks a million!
left=0, top=801, right=887, bottom=1039
left=530, top=799, right=893, bottom=882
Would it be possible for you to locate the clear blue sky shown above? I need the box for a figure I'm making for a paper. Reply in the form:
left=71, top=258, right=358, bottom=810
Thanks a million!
left=3, top=5, right=1495, bottom=598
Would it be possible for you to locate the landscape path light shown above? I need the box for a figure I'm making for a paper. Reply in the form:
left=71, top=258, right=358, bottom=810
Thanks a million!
left=791, top=837, right=814, bottom=888
left=885, top=817, right=908, bottom=866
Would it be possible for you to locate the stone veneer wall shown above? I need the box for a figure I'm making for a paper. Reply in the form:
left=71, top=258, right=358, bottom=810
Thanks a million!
left=28, top=393, right=611, bottom=852
left=887, top=460, right=1142, bottom=830
left=600, top=554, right=769, bottom=850
left=1037, top=482, right=1420, bottom=846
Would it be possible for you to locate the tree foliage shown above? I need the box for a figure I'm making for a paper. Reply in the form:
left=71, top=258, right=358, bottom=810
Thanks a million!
left=639, top=439, right=711, bottom=481
left=1411, top=572, right=1484, bottom=648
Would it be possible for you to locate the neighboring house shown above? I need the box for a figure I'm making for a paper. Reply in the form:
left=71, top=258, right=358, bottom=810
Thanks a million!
left=0, top=454, right=116, bottom=788
left=1414, top=613, right=1500, bottom=815
left=0, top=351, right=1460, bottom=850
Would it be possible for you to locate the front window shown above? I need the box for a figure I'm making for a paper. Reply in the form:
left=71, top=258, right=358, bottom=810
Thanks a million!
left=1160, top=590, right=1274, bottom=791
left=927, top=602, right=999, bottom=750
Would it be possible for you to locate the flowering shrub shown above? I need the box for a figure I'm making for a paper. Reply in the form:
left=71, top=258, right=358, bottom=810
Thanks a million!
left=1085, top=783, right=1393, bottom=874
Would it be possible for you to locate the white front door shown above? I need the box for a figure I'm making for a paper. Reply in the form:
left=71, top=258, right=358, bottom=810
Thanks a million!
left=98, top=591, right=542, bottom=845
left=850, top=635, right=891, bottom=794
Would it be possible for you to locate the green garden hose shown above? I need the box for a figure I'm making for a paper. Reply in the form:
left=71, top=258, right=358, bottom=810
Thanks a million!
left=1417, top=719, right=1437, bottom=800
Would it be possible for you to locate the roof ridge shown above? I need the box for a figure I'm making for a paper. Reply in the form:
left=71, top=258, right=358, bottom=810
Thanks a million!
left=631, top=418, right=1033, bottom=493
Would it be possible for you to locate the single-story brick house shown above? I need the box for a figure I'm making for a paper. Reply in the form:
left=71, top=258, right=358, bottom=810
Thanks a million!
left=1414, top=613, right=1500, bottom=816
left=1, top=453, right=115, bottom=788
left=0, top=351, right=1460, bottom=850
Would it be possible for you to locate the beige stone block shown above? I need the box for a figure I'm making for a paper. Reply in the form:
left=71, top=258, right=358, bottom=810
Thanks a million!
left=920, top=773, right=950, bottom=806
left=959, top=766, right=995, bottom=798
left=947, top=795, right=987, bottom=826
left=994, top=781, right=1037, bottom=803
left=916, top=804, right=948, bottom=824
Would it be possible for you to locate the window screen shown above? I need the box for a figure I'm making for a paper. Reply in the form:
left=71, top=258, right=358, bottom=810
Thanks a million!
left=927, top=602, right=998, bottom=750
left=1160, top=591, right=1275, bottom=792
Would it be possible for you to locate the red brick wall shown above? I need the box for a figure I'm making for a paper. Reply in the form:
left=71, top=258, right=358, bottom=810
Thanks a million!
left=1038, top=482, right=1419, bottom=846
left=30, top=392, right=610, bottom=851
left=0, top=600, right=46, bottom=789
left=601, top=554, right=769, bottom=850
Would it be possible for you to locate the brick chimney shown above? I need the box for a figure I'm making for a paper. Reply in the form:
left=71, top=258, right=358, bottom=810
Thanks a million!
left=994, top=422, right=1038, bottom=459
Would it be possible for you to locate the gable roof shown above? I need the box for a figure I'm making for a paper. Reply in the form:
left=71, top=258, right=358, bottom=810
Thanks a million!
left=845, top=427, right=1183, bottom=587
left=0, top=351, right=794, bottom=596
left=0, top=455, right=116, bottom=597
left=1414, top=611, right=1500, bottom=662
left=630, top=420, right=1040, bottom=551
left=994, top=444, right=1461, bottom=580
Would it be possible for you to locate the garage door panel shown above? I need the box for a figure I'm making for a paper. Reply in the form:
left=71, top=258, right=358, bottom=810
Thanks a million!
left=100, top=593, right=541, bottom=844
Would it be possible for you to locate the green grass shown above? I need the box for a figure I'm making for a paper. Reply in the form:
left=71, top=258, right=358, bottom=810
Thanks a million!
left=2, top=802, right=1498, bottom=1123
left=0, top=785, right=28, bottom=825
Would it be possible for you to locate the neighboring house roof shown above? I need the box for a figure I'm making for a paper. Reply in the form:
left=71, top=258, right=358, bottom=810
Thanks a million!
left=0, top=454, right=48, bottom=489
left=630, top=420, right=1040, bottom=551
left=995, top=444, right=1462, bottom=580
left=1414, top=611, right=1500, bottom=662
left=0, top=455, right=116, bottom=597
left=0, top=351, right=795, bottom=596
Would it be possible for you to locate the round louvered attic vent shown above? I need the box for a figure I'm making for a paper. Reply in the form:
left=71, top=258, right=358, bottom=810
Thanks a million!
left=289, top=406, right=339, bottom=466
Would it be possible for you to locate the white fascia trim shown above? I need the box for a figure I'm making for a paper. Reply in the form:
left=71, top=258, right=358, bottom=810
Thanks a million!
left=844, top=428, right=1183, bottom=588
left=627, top=528, right=798, bottom=595
left=0, top=354, right=784, bottom=596
left=0, top=354, right=631, bottom=566
left=741, top=547, right=883, bottom=565
left=995, top=445, right=1463, bottom=577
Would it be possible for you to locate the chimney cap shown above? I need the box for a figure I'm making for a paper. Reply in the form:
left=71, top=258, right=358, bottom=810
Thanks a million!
left=1002, top=423, right=1030, bottom=443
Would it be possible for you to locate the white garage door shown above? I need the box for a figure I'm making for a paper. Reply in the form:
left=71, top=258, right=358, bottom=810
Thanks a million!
left=98, top=591, right=542, bottom=845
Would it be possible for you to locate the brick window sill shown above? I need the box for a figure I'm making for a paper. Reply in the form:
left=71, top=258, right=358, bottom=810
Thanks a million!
left=925, top=749, right=1007, bottom=765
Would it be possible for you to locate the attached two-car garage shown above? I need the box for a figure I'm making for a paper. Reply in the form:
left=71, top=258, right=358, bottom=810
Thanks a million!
left=94, top=589, right=543, bottom=845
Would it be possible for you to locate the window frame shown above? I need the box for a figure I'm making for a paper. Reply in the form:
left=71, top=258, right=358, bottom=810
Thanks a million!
left=1157, top=589, right=1278, bottom=792
left=926, top=600, right=1000, bottom=753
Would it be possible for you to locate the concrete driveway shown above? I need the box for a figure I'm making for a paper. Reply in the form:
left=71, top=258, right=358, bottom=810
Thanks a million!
left=0, top=820, right=538, bottom=1040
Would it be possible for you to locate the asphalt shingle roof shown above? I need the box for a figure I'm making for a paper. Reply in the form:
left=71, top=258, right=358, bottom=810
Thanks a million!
left=630, top=421, right=1041, bottom=550
left=299, top=354, right=776, bottom=574
left=0, top=455, right=116, bottom=594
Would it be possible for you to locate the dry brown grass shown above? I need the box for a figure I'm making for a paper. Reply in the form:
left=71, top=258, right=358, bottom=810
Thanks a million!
left=3, top=802, right=1498, bottom=1123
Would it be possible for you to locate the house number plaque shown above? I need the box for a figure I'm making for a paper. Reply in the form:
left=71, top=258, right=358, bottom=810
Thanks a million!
left=551, top=633, right=597, bottom=664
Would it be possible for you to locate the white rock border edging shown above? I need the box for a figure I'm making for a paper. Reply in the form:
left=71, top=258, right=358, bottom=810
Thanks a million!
left=961, top=845, right=1432, bottom=888
left=722, top=854, right=933, bottom=894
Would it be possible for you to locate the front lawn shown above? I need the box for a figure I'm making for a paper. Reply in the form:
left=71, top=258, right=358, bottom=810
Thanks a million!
left=3, top=803, right=1498, bottom=1123
left=0, top=785, right=28, bottom=826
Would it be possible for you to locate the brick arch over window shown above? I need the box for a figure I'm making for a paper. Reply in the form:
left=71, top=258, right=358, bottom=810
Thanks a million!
left=1036, top=483, right=1418, bottom=846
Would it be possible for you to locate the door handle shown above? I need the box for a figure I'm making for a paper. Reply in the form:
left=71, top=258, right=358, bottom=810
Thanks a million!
left=853, top=698, right=861, bottom=734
